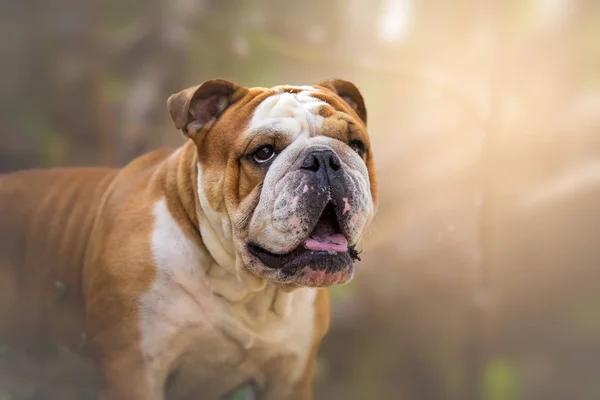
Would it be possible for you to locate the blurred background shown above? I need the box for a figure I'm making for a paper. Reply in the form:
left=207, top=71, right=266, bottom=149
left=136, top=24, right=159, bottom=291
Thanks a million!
left=1, top=0, right=600, bottom=399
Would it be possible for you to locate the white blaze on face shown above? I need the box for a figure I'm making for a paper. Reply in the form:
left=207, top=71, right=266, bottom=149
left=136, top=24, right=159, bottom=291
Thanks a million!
left=248, top=87, right=328, bottom=139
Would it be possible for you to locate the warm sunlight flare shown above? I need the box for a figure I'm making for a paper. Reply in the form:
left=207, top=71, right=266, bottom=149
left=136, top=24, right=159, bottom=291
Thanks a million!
left=1, top=1, right=599, bottom=399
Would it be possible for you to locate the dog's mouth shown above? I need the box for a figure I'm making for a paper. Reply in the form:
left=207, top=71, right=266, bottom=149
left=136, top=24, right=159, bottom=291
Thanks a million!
left=247, top=202, right=360, bottom=286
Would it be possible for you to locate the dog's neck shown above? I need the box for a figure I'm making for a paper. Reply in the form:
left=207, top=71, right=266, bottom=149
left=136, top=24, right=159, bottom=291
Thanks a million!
left=167, top=141, right=297, bottom=336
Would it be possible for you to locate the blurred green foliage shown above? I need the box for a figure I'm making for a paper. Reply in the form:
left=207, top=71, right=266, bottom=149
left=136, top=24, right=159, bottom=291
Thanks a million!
left=482, top=359, right=521, bottom=400
left=53, top=280, right=68, bottom=301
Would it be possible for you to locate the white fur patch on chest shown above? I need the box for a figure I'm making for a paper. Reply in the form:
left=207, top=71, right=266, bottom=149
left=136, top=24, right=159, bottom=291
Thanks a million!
left=249, top=87, right=328, bottom=139
left=139, top=198, right=317, bottom=394
left=139, top=198, right=221, bottom=389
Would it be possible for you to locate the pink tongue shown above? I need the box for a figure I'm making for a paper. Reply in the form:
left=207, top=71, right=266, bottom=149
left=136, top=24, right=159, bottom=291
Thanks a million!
left=304, top=221, right=348, bottom=252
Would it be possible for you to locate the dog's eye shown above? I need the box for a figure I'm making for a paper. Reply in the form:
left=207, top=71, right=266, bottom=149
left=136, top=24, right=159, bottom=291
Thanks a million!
left=252, top=145, right=276, bottom=163
left=349, top=140, right=366, bottom=157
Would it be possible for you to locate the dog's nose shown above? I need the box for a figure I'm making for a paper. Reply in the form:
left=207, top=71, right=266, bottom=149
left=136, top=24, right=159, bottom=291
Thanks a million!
left=300, top=149, right=341, bottom=182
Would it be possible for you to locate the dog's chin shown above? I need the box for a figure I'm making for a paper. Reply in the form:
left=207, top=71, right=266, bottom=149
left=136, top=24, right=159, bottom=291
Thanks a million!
left=244, top=243, right=359, bottom=287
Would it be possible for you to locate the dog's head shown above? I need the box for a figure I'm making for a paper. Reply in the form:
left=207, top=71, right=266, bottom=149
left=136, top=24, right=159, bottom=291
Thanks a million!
left=168, top=79, right=377, bottom=287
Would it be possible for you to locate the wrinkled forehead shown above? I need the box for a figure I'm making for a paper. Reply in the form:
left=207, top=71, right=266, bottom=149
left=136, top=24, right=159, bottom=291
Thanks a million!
left=246, top=85, right=353, bottom=140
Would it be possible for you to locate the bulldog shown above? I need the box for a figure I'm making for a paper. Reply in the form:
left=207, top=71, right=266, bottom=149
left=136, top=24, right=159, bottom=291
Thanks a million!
left=0, top=79, right=377, bottom=399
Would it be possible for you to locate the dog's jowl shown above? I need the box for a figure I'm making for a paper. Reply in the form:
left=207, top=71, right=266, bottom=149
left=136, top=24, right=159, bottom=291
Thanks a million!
left=0, top=79, right=377, bottom=399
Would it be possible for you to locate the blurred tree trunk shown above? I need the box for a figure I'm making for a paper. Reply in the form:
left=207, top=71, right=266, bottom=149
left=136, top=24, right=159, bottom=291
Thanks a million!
left=114, top=0, right=204, bottom=165
left=86, top=0, right=112, bottom=166
left=469, top=1, right=506, bottom=400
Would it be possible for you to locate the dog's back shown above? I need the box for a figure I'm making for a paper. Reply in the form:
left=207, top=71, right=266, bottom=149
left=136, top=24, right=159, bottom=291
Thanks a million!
left=0, top=168, right=116, bottom=356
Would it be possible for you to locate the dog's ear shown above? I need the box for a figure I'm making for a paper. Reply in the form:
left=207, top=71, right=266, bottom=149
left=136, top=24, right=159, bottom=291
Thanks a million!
left=167, top=79, right=248, bottom=137
left=317, top=79, right=367, bottom=125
